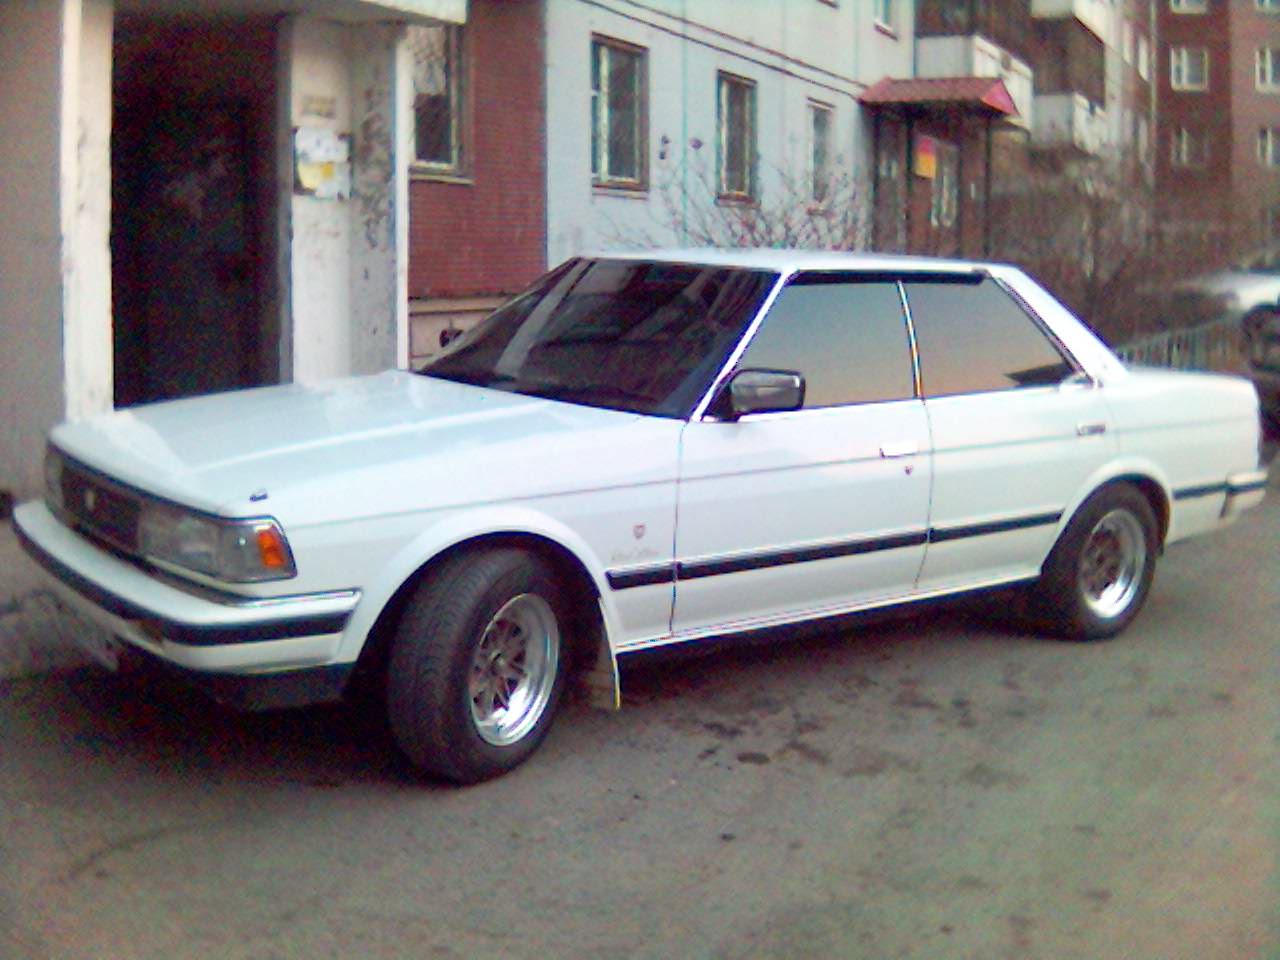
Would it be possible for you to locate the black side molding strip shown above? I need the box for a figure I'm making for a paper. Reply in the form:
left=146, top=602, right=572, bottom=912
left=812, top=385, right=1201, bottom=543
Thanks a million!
left=1172, top=483, right=1229, bottom=501
left=15, top=523, right=352, bottom=646
left=605, top=511, right=1063, bottom=590
left=678, top=530, right=929, bottom=581
left=605, top=565, right=676, bottom=591
left=928, top=511, right=1062, bottom=543
left=1227, top=478, right=1268, bottom=495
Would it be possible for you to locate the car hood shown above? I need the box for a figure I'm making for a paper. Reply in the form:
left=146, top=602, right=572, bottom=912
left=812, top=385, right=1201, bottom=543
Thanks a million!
left=51, top=371, right=680, bottom=523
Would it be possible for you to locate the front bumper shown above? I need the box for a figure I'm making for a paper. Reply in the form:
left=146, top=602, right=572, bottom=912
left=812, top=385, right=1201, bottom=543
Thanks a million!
left=13, top=501, right=361, bottom=704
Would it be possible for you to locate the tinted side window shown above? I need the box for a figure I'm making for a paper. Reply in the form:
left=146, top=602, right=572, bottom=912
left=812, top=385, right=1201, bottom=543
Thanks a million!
left=904, top=278, right=1074, bottom=397
left=738, top=278, right=915, bottom=408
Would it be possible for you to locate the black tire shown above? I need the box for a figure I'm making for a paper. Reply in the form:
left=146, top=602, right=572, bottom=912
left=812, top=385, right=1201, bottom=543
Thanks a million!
left=1032, top=484, right=1159, bottom=641
left=386, top=549, right=568, bottom=784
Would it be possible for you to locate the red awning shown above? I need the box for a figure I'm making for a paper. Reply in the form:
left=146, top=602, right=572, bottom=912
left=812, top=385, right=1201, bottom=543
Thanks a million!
left=859, top=77, right=1019, bottom=119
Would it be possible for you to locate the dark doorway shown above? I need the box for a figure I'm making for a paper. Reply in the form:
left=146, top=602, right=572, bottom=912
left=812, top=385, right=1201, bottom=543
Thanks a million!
left=112, top=17, right=279, bottom=407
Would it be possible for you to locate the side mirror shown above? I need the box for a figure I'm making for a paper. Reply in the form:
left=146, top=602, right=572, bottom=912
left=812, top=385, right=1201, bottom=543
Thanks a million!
left=719, top=369, right=805, bottom=420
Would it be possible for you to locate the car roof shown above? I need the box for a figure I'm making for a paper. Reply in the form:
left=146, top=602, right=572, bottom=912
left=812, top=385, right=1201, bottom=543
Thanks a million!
left=581, top=247, right=998, bottom=275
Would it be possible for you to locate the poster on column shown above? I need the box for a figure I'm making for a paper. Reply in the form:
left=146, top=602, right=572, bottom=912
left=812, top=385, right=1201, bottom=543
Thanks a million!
left=294, top=126, right=352, bottom=200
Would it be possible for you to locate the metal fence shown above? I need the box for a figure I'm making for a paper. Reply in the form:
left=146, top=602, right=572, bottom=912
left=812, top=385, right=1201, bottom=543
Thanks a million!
left=1113, top=315, right=1241, bottom=373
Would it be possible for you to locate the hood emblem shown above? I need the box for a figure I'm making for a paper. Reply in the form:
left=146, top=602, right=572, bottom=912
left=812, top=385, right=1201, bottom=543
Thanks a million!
left=633, top=523, right=646, bottom=540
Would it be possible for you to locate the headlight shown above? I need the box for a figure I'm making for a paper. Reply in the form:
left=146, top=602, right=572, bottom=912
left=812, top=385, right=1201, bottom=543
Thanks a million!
left=137, top=503, right=296, bottom=583
left=44, top=446, right=65, bottom=513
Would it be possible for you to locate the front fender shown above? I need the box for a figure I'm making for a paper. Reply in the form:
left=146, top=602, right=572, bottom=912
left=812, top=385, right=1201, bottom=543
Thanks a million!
left=334, top=504, right=627, bottom=667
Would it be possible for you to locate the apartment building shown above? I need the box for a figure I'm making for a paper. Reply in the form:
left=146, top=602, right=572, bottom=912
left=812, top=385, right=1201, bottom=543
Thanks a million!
left=1156, top=0, right=1280, bottom=257
left=916, top=0, right=1156, bottom=163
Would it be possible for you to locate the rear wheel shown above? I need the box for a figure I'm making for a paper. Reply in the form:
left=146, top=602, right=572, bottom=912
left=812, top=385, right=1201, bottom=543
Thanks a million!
left=1032, top=484, right=1159, bottom=641
left=386, top=549, right=567, bottom=783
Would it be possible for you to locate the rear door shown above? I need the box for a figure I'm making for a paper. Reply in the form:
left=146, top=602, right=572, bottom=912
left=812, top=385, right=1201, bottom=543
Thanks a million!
left=671, top=274, right=931, bottom=638
left=903, top=276, right=1117, bottom=593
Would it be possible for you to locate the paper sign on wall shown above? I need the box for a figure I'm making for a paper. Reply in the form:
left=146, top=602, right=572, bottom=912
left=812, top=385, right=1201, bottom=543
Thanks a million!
left=294, top=127, right=352, bottom=200
left=914, top=134, right=937, bottom=180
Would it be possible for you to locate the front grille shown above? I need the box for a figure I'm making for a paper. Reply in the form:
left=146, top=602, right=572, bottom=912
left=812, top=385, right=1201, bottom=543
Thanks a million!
left=60, top=460, right=143, bottom=556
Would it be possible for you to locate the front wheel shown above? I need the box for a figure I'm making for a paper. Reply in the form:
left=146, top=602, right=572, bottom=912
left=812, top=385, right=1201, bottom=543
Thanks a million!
left=386, top=549, right=568, bottom=783
left=1032, top=484, right=1159, bottom=641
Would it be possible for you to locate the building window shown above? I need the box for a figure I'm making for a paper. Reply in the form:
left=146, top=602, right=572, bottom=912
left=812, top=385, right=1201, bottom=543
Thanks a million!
left=591, top=37, right=647, bottom=189
left=808, top=101, right=834, bottom=204
left=1170, top=47, right=1209, bottom=90
left=1258, top=0, right=1280, bottom=12
left=930, top=140, right=959, bottom=229
left=1263, top=206, right=1280, bottom=245
left=1137, top=34, right=1151, bottom=81
left=1169, top=0, right=1207, bottom=11
left=873, top=0, right=896, bottom=30
left=1171, top=127, right=1209, bottom=167
left=1258, top=128, right=1280, bottom=166
left=717, top=72, right=757, bottom=200
left=409, top=25, right=465, bottom=173
left=1257, top=47, right=1280, bottom=91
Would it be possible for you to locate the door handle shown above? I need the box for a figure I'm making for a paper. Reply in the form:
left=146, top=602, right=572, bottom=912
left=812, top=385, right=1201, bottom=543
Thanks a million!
left=1076, top=422, right=1107, bottom=437
left=880, top=441, right=919, bottom=459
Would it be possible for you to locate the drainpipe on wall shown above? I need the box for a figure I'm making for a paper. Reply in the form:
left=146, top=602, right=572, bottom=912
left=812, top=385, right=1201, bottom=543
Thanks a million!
left=983, top=114, right=993, bottom=257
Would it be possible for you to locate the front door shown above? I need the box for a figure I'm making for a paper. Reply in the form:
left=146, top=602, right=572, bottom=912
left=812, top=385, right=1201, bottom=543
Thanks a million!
left=113, top=103, right=260, bottom=406
left=671, top=275, right=931, bottom=638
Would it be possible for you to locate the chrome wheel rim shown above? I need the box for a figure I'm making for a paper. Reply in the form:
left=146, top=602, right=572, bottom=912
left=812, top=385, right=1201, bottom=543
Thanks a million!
left=1078, top=509, right=1146, bottom=620
left=468, top=594, right=559, bottom=747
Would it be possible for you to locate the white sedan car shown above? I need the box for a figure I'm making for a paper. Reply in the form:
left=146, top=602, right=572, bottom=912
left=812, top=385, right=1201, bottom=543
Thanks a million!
left=14, top=250, right=1269, bottom=782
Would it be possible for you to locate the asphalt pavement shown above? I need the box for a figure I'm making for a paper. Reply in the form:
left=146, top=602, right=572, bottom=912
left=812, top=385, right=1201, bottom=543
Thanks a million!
left=2, top=468, right=1277, bottom=960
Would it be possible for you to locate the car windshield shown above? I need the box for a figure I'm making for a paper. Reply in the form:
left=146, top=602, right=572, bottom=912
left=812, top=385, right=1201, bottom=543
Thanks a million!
left=419, top=258, right=778, bottom=418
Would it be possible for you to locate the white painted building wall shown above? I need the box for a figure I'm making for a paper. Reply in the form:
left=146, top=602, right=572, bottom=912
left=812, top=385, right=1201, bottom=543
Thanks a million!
left=0, top=0, right=114, bottom=500
left=544, top=0, right=913, bottom=265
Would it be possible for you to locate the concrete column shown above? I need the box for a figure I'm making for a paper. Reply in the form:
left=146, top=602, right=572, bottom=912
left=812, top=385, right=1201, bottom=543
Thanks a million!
left=61, top=0, right=115, bottom=422
left=0, top=0, right=112, bottom=501
left=349, top=23, right=410, bottom=374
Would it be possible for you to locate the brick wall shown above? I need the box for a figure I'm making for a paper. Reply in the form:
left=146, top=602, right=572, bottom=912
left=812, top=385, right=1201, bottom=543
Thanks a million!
left=1154, top=0, right=1233, bottom=247
left=407, top=0, right=546, bottom=300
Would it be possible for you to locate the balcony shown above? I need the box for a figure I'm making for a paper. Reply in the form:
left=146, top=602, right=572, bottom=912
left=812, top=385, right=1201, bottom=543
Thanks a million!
left=1032, top=92, right=1108, bottom=155
left=915, top=34, right=1034, bottom=130
left=1030, top=0, right=1109, bottom=41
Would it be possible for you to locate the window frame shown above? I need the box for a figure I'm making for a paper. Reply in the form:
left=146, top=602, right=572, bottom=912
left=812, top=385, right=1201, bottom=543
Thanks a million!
left=1259, top=127, right=1280, bottom=167
left=930, top=139, right=959, bottom=229
left=408, top=23, right=467, bottom=177
left=807, top=100, right=835, bottom=206
left=1170, top=46, right=1209, bottom=91
left=717, top=71, right=759, bottom=202
left=1257, top=47, right=1280, bottom=92
left=873, top=0, right=896, bottom=32
left=1171, top=126, right=1210, bottom=167
left=590, top=35, right=649, bottom=191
